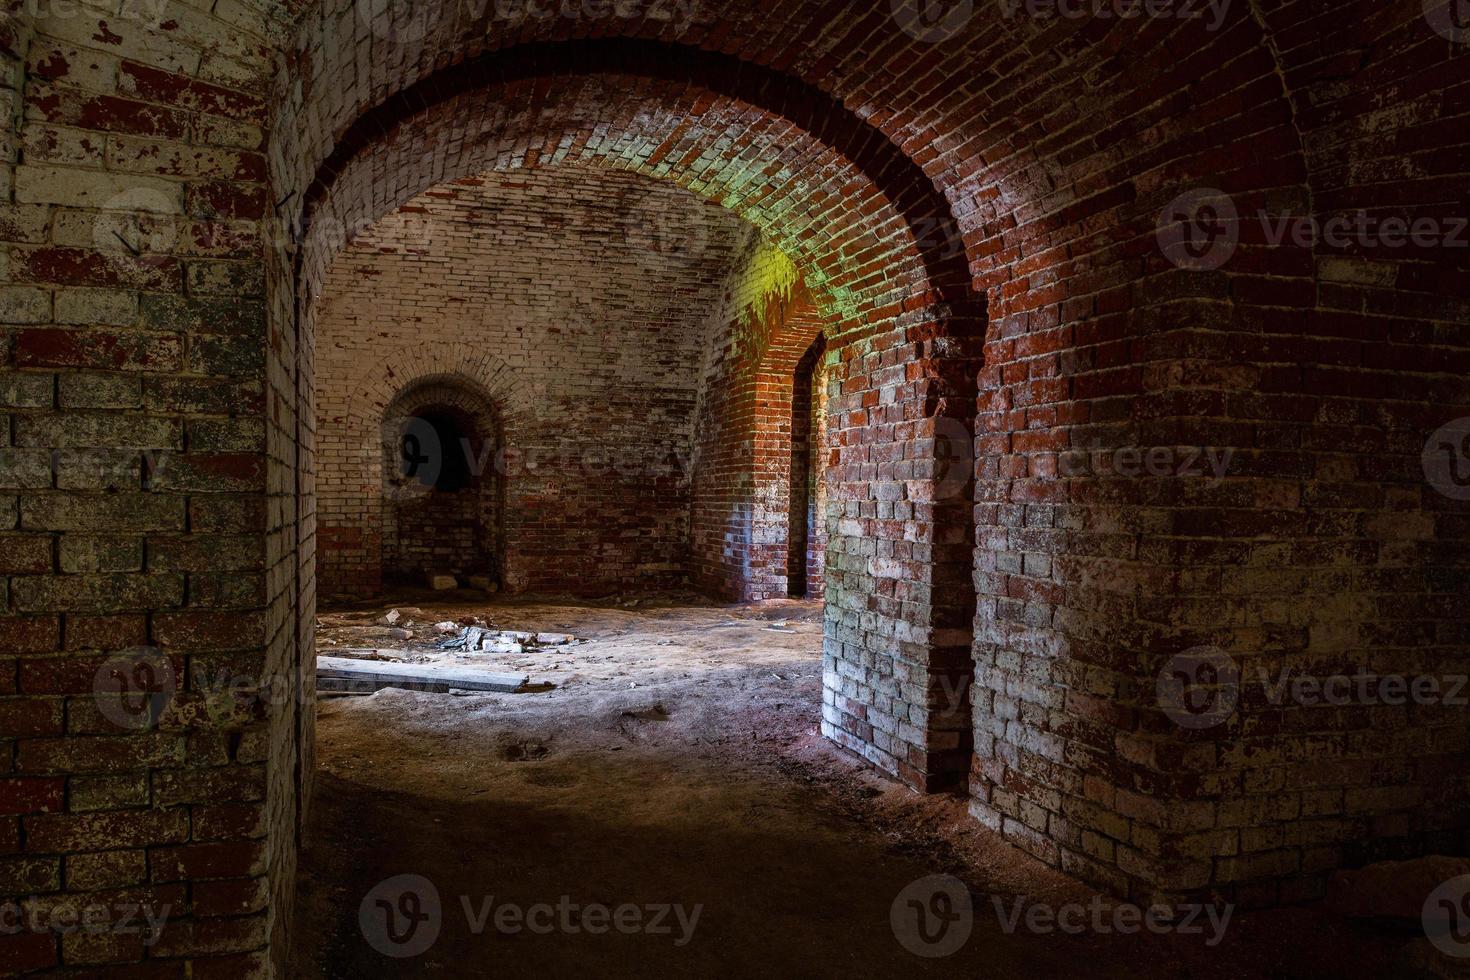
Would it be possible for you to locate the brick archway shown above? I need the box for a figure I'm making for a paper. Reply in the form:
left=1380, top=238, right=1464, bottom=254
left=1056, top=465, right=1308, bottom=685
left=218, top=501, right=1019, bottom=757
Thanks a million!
left=319, top=369, right=506, bottom=597
left=287, top=43, right=989, bottom=803
left=320, top=346, right=519, bottom=595
left=736, top=289, right=829, bottom=603
left=294, top=39, right=981, bottom=318
left=378, top=377, right=502, bottom=591
left=2, top=2, right=1468, bottom=971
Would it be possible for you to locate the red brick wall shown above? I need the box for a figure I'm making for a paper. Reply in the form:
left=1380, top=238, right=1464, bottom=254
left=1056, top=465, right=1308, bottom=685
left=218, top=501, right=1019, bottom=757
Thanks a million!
left=961, top=3, right=1470, bottom=907
left=0, top=3, right=285, bottom=973
left=687, top=240, right=829, bottom=601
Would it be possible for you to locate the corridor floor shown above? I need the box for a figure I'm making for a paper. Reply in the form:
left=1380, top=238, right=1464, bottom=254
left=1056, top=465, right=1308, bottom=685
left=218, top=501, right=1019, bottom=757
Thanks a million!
left=289, top=598, right=1401, bottom=978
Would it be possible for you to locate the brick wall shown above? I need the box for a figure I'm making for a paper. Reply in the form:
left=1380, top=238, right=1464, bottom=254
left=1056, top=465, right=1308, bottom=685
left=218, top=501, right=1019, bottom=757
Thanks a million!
left=0, top=1, right=286, bottom=973
left=313, top=168, right=756, bottom=598
left=314, top=167, right=844, bottom=602
left=960, top=3, right=1470, bottom=907
left=687, top=239, right=829, bottom=601
left=0, top=0, right=1464, bottom=971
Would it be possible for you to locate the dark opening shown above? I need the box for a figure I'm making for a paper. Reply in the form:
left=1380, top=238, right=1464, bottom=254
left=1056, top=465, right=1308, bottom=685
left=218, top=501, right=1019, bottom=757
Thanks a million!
left=401, top=409, right=474, bottom=493
left=787, top=335, right=825, bottom=598
left=383, top=397, right=500, bottom=590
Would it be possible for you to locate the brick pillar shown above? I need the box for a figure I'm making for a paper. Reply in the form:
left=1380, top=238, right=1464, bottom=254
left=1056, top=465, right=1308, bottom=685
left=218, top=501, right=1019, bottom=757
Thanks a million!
left=821, top=304, right=983, bottom=792
left=0, top=10, right=283, bottom=967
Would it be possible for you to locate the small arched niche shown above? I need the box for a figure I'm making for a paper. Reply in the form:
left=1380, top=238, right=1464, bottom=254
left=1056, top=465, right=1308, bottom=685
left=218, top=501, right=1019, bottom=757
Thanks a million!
left=380, top=377, right=502, bottom=590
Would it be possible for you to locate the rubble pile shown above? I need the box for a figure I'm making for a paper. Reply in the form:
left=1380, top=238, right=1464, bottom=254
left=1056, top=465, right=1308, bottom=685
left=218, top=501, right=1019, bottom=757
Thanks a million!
left=437, top=626, right=578, bottom=655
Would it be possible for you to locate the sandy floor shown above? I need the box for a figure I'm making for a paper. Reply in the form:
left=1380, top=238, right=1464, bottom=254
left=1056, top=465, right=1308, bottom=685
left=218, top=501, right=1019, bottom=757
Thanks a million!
left=290, top=595, right=1407, bottom=978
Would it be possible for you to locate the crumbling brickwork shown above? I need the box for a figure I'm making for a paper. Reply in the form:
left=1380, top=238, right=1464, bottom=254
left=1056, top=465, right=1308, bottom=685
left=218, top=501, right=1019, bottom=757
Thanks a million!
left=0, top=3, right=285, bottom=973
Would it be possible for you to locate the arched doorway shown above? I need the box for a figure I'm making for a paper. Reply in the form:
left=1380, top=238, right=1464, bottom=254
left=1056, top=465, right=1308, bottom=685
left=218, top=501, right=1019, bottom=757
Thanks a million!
left=787, top=334, right=828, bottom=600
left=380, top=379, right=502, bottom=590
left=287, top=51, right=985, bottom=798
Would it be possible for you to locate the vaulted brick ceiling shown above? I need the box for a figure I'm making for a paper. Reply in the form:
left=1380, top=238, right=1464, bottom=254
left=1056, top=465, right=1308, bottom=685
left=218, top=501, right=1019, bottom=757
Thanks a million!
left=271, top=0, right=1466, bottom=338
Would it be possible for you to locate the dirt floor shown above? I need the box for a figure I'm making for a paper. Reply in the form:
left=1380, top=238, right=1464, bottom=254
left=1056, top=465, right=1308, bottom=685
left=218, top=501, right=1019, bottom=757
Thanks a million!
left=289, top=594, right=1417, bottom=979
